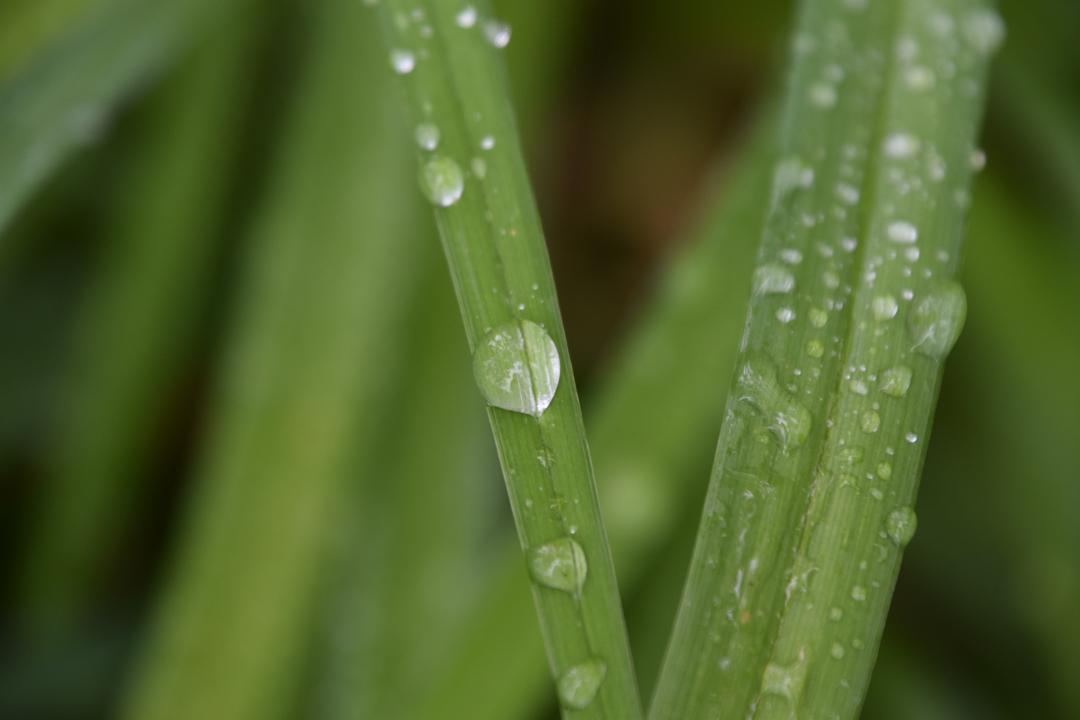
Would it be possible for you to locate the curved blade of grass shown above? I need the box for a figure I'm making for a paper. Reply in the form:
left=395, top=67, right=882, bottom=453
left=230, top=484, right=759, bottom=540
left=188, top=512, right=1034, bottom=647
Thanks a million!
left=15, top=5, right=266, bottom=646
left=118, top=2, right=424, bottom=719
left=413, top=111, right=778, bottom=720
left=0, top=0, right=253, bottom=236
left=650, top=1, right=1003, bottom=718
left=371, top=2, right=641, bottom=718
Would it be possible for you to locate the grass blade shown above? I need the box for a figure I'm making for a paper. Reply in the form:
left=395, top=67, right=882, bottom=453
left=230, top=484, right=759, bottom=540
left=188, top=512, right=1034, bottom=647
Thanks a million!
left=0, top=0, right=252, bottom=235
left=371, top=2, right=642, bottom=718
left=649, top=1, right=1003, bottom=719
left=118, top=2, right=423, bottom=718
left=15, top=5, right=266, bottom=645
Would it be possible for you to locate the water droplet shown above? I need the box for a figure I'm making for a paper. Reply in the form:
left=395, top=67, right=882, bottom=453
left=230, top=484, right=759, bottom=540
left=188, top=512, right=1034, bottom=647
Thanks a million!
left=809, top=83, right=838, bottom=108
left=414, top=122, right=440, bottom=150
left=870, top=487, right=884, bottom=499
left=905, top=65, right=936, bottom=91
left=483, top=20, right=511, bottom=48
left=823, top=271, right=840, bottom=290
left=761, top=658, right=807, bottom=705
left=970, top=148, right=987, bottom=171
left=557, top=658, right=606, bottom=709
left=879, top=366, right=912, bottom=398
left=806, top=340, right=824, bottom=358
left=772, top=157, right=815, bottom=206
left=480, top=134, right=496, bottom=150
left=905, top=247, right=920, bottom=262
left=776, top=307, right=795, bottom=324
left=886, top=506, right=918, bottom=547
left=737, top=360, right=812, bottom=452
left=851, top=585, right=867, bottom=601
left=835, top=182, right=860, bottom=205
left=850, top=379, right=869, bottom=396
left=852, top=638, right=865, bottom=649
left=829, top=607, right=843, bottom=621
left=779, top=248, right=803, bottom=264
left=905, top=431, right=918, bottom=443
left=390, top=48, right=416, bottom=74
left=877, top=462, right=892, bottom=479
left=831, top=642, right=846, bottom=660
left=883, top=132, right=920, bottom=159
left=471, top=156, right=487, bottom=179
left=872, top=295, right=899, bottom=321
left=809, top=308, right=828, bottom=328
left=908, top=281, right=966, bottom=358
left=887, top=221, right=918, bottom=243
left=528, top=537, right=587, bottom=594
left=839, top=446, right=864, bottom=465
left=473, top=320, right=560, bottom=417
left=455, top=5, right=477, bottom=27
left=840, top=237, right=858, bottom=252
left=419, top=156, right=465, bottom=207
left=419, top=24, right=433, bottom=38
left=961, top=9, right=1006, bottom=55
left=861, top=411, right=881, bottom=434
left=753, top=264, right=795, bottom=294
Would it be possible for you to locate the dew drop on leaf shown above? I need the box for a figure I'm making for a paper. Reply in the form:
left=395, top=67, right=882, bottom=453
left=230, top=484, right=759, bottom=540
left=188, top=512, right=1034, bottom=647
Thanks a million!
left=419, top=156, right=465, bottom=207
left=557, top=657, right=606, bottom=710
left=472, top=319, right=560, bottom=416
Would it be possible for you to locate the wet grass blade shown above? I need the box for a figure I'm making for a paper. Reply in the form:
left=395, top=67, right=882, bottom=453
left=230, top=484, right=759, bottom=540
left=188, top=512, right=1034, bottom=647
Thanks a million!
left=649, top=1, right=1003, bottom=719
left=0, top=0, right=252, bottom=235
left=15, top=6, right=265, bottom=645
left=412, top=113, right=778, bottom=720
left=370, top=2, right=642, bottom=718
left=118, top=2, right=424, bottom=719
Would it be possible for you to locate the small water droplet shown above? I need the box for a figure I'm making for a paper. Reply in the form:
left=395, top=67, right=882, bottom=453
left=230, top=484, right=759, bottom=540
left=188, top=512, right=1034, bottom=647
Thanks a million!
left=419, top=156, right=465, bottom=207
left=905, top=247, right=920, bottom=262
left=753, top=264, right=795, bottom=294
left=840, top=237, right=858, bottom=252
left=390, top=48, right=416, bottom=74
left=835, top=182, right=860, bottom=205
left=806, top=340, right=824, bottom=358
left=776, top=307, right=796, bottom=324
left=737, top=360, right=812, bottom=452
left=761, top=658, right=807, bottom=706
left=809, top=83, right=838, bottom=108
left=455, top=5, right=477, bottom=27
left=483, top=19, right=511, bottom=48
left=779, top=248, right=803, bottom=264
left=831, top=642, right=846, bottom=660
left=851, top=585, right=867, bottom=601
left=852, top=638, right=865, bottom=649
left=809, top=308, right=828, bottom=328
left=887, top=221, right=918, bottom=243
left=419, top=24, right=433, bottom=38
left=879, top=366, right=912, bottom=398
left=557, top=657, right=606, bottom=709
left=414, top=123, right=440, bottom=150
left=480, top=134, right=496, bottom=150
left=473, top=319, right=560, bottom=416
left=970, top=148, right=987, bottom=171
left=883, top=132, right=920, bottom=159
left=870, top=487, right=884, bottom=499
left=887, top=506, right=918, bottom=547
left=850, top=379, right=869, bottom=396
left=861, top=411, right=881, bottom=434
left=905, top=431, right=918, bottom=443
left=772, top=157, right=815, bottom=206
left=839, top=446, right=865, bottom=465
left=528, top=537, right=587, bottom=594
left=829, top=607, right=844, bottom=621
left=470, top=157, right=487, bottom=179
left=877, top=462, right=892, bottom=479
left=908, top=281, right=966, bottom=358
left=872, top=295, right=899, bottom=321
left=961, top=8, right=1006, bottom=55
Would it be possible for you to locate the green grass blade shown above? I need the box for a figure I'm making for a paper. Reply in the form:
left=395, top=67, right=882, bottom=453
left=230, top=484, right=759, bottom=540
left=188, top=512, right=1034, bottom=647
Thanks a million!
left=0, top=0, right=253, bottom=236
left=15, top=6, right=265, bottom=645
left=649, top=1, right=1003, bottom=719
left=0, top=0, right=103, bottom=80
left=117, top=2, right=423, bottom=718
left=371, top=2, right=642, bottom=718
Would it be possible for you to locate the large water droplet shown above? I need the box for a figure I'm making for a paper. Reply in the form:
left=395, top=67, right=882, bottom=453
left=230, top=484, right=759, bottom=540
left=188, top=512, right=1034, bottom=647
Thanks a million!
left=908, top=282, right=967, bottom=358
left=419, top=156, right=465, bottom=207
left=528, top=536, right=587, bottom=594
left=879, top=366, right=912, bottom=398
left=557, top=658, right=606, bottom=710
left=473, top=320, right=560, bottom=416
left=861, top=411, right=881, bottom=434
left=753, top=264, right=795, bottom=295
left=809, top=308, right=828, bottom=328
left=886, top=506, right=917, bottom=547
left=390, top=48, right=416, bottom=74
left=455, top=5, right=477, bottom=27
left=414, top=122, right=440, bottom=150
left=737, top=360, right=812, bottom=452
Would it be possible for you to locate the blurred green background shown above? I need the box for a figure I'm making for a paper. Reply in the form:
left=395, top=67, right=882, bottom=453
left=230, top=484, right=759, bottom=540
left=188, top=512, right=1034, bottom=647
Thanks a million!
left=0, top=0, right=1077, bottom=719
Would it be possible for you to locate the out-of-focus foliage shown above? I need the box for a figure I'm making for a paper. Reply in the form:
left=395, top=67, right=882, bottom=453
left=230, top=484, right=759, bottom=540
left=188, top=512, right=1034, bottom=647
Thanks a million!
left=0, top=0, right=1076, bottom=718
